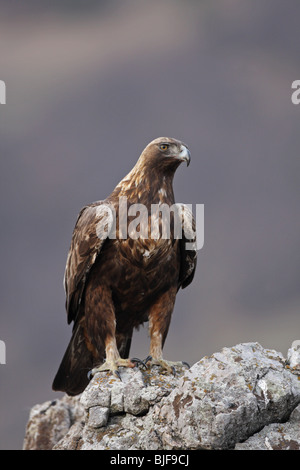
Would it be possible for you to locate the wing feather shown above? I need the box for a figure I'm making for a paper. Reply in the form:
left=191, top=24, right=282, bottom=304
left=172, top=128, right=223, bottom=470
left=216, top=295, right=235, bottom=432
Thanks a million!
left=176, top=203, right=197, bottom=289
left=64, top=201, right=114, bottom=323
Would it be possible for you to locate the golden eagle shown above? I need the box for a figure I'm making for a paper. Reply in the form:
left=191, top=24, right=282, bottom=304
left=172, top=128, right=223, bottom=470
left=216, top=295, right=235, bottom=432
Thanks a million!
left=52, top=137, right=197, bottom=395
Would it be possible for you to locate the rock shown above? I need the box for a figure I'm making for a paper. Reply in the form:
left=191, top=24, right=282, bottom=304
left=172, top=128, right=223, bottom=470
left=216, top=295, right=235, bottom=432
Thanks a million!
left=23, top=342, right=300, bottom=450
left=55, top=366, right=182, bottom=450
left=235, top=404, right=300, bottom=450
left=287, top=340, right=300, bottom=374
left=23, top=394, right=85, bottom=450
left=151, top=342, right=300, bottom=450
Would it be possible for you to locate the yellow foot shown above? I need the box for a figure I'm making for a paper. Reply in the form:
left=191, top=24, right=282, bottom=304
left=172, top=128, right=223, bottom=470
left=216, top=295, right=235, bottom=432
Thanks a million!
left=145, top=356, right=190, bottom=375
left=88, top=357, right=144, bottom=381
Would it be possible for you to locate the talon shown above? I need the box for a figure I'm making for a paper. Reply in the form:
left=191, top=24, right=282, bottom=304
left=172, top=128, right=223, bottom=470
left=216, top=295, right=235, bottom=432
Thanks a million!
left=182, top=361, right=190, bottom=369
left=130, top=357, right=147, bottom=369
left=87, top=370, right=93, bottom=380
left=144, top=355, right=152, bottom=364
left=145, top=357, right=188, bottom=375
left=89, top=357, right=135, bottom=379
left=114, top=370, right=122, bottom=381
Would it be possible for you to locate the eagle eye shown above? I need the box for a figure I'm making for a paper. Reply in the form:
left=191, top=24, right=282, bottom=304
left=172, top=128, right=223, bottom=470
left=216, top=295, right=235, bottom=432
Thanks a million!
left=159, top=144, right=169, bottom=151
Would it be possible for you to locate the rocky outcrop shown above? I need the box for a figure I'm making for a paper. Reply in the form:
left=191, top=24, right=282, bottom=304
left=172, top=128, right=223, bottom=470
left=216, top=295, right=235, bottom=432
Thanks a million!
left=23, top=342, right=300, bottom=450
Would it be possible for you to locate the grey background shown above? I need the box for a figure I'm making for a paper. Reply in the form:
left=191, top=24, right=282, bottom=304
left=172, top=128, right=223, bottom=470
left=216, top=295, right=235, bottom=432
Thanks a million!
left=0, top=0, right=299, bottom=449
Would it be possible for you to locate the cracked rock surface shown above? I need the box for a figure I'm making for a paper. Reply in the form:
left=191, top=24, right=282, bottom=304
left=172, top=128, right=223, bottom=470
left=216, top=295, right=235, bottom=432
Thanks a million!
left=23, top=342, right=300, bottom=450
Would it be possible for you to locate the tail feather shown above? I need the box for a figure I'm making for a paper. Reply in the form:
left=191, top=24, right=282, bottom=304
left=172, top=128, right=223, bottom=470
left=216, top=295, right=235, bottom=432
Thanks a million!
left=52, top=322, right=98, bottom=396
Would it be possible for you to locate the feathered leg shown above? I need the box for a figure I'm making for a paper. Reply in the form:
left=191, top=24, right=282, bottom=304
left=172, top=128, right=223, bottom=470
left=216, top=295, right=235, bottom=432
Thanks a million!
left=146, top=287, right=189, bottom=374
left=84, top=281, right=136, bottom=379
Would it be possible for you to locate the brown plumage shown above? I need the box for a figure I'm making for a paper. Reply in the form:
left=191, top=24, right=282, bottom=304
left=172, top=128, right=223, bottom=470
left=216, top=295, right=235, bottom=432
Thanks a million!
left=52, top=137, right=197, bottom=395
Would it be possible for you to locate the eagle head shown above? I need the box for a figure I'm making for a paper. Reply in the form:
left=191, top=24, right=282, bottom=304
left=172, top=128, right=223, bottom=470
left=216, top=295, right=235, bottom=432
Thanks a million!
left=140, top=137, right=191, bottom=171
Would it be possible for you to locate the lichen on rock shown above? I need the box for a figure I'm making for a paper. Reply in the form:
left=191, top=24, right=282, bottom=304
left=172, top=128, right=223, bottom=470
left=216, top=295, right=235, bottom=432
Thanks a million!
left=23, top=342, right=300, bottom=450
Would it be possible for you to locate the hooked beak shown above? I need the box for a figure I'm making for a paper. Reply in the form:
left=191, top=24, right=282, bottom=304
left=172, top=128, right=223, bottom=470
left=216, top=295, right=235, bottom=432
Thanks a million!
left=178, top=145, right=191, bottom=166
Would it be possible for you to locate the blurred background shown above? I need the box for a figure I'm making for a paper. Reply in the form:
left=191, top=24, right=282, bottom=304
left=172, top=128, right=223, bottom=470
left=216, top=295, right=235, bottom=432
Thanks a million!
left=0, top=0, right=299, bottom=449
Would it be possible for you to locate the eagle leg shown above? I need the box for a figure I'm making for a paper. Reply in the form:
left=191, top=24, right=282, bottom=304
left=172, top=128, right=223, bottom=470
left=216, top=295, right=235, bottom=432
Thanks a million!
left=89, top=357, right=136, bottom=380
left=146, top=287, right=189, bottom=375
left=88, top=336, right=137, bottom=380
